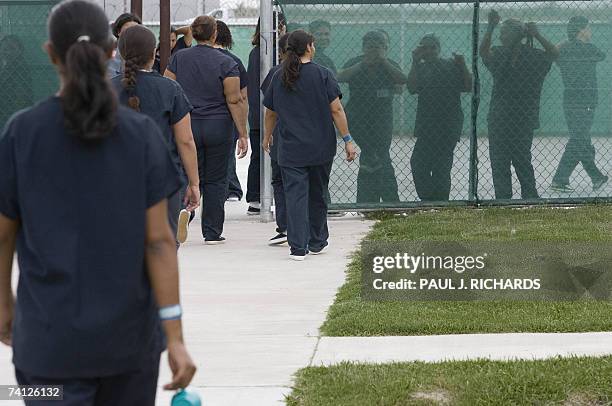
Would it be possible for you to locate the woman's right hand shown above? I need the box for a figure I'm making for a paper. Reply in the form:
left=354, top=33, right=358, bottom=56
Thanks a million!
left=183, top=184, right=200, bottom=212
left=164, top=341, right=197, bottom=390
left=345, top=142, right=357, bottom=162
left=236, top=136, right=249, bottom=159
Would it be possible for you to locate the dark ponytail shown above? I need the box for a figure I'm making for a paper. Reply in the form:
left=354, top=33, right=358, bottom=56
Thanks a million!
left=48, top=0, right=117, bottom=141
left=118, top=25, right=157, bottom=111
left=282, top=30, right=313, bottom=91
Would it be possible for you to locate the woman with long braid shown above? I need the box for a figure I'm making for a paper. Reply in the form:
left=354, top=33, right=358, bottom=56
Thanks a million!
left=112, top=25, right=200, bottom=246
left=262, top=30, right=357, bottom=260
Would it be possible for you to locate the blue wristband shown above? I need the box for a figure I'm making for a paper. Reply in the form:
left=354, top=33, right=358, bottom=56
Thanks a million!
left=159, top=304, right=182, bottom=321
left=342, top=134, right=353, bottom=143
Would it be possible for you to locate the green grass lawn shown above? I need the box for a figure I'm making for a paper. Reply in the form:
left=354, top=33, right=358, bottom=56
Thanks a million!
left=321, top=205, right=612, bottom=336
left=286, top=356, right=612, bottom=405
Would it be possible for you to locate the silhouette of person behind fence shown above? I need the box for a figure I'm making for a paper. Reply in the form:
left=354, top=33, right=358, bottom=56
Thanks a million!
left=480, top=10, right=558, bottom=200
left=309, top=20, right=337, bottom=74
left=0, top=35, right=33, bottom=128
left=337, top=31, right=407, bottom=203
left=407, top=34, right=472, bottom=202
left=551, top=16, right=608, bottom=193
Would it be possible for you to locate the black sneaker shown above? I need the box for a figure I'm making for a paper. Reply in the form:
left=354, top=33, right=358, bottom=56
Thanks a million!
left=593, top=176, right=609, bottom=192
left=247, top=206, right=261, bottom=215
left=269, top=232, right=287, bottom=246
left=327, top=211, right=346, bottom=218
left=205, top=237, right=226, bottom=245
left=309, top=245, right=329, bottom=255
left=551, top=182, right=574, bottom=193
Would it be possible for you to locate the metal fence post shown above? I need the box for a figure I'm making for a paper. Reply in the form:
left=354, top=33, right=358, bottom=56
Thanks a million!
left=260, top=0, right=274, bottom=222
left=468, top=0, right=480, bottom=204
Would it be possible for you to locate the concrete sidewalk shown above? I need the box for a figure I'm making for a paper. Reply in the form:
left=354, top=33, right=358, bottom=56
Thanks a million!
left=312, top=332, right=612, bottom=366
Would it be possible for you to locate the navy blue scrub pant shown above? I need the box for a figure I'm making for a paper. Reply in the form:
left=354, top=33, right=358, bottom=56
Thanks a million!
left=271, top=158, right=287, bottom=233
left=410, top=136, right=458, bottom=202
left=15, top=354, right=160, bottom=406
left=488, top=121, right=539, bottom=200
left=246, top=129, right=261, bottom=204
left=281, top=162, right=332, bottom=256
left=227, top=130, right=243, bottom=199
left=192, top=118, right=233, bottom=240
left=553, top=103, right=605, bottom=185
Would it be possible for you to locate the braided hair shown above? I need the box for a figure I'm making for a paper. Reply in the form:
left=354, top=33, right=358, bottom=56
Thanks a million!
left=118, top=25, right=156, bottom=111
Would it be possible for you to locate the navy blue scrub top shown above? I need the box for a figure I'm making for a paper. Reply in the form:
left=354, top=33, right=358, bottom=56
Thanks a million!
left=219, top=49, right=248, bottom=90
left=247, top=46, right=261, bottom=131
left=261, top=64, right=281, bottom=160
left=0, top=97, right=182, bottom=378
left=112, top=70, right=193, bottom=183
left=263, top=62, right=341, bottom=167
left=168, top=44, right=239, bottom=120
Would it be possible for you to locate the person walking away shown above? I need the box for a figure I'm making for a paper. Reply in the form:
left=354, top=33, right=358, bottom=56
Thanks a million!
left=480, top=10, right=558, bottom=199
left=262, top=30, right=357, bottom=260
left=0, top=1, right=196, bottom=404
left=337, top=30, right=407, bottom=204
left=165, top=15, right=248, bottom=245
left=113, top=25, right=200, bottom=246
left=214, top=20, right=248, bottom=202
left=551, top=16, right=608, bottom=193
left=407, top=34, right=472, bottom=201
left=246, top=15, right=286, bottom=215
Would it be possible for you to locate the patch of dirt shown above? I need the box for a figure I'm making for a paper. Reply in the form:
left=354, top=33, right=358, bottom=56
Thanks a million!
left=563, top=392, right=608, bottom=406
left=410, top=389, right=453, bottom=405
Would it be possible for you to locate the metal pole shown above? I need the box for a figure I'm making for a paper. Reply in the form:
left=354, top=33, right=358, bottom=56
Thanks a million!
left=130, top=0, right=142, bottom=19
left=159, top=0, right=171, bottom=74
left=468, top=0, right=480, bottom=203
left=259, top=0, right=274, bottom=222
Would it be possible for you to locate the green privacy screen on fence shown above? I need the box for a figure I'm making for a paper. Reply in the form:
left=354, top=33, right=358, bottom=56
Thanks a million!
left=275, top=0, right=612, bottom=208
left=0, top=0, right=59, bottom=128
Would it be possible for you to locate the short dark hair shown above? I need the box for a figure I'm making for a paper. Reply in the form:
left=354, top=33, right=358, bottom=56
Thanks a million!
left=216, top=20, right=233, bottom=49
left=309, top=20, right=330, bottom=33
left=112, top=13, right=142, bottom=38
left=191, top=15, right=217, bottom=42
left=568, top=16, right=589, bottom=40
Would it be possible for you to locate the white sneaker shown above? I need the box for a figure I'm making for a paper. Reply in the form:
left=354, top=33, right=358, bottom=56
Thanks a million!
left=177, top=209, right=190, bottom=244
left=290, top=254, right=306, bottom=261
left=309, top=245, right=329, bottom=255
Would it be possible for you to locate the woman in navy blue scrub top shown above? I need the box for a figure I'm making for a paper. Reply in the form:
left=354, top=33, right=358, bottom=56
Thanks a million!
left=263, top=30, right=357, bottom=261
left=261, top=33, right=290, bottom=246
left=112, top=25, right=200, bottom=246
left=246, top=15, right=287, bottom=215
left=165, top=15, right=248, bottom=245
left=214, top=20, right=248, bottom=202
left=0, top=1, right=196, bottom=404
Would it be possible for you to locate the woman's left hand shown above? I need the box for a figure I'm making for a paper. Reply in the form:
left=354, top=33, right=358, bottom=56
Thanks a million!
left=345, top=141, right=357, bottom=162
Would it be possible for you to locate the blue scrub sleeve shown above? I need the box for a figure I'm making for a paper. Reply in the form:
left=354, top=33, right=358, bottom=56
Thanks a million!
left=325, top=70, right=342, bottom=103
left=263, top=81, right=275, bottom=111
left=0, top=122, right=19, bottom=219
left=145, top=119, right=183, bottom=208
left=168, top=52, right=179, bottom=75
left=170, top=83, right=193, bottom=125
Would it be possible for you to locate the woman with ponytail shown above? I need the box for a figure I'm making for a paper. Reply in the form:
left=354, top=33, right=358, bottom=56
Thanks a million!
left=0, top=1, right=196, bottom=403
left=262, top=30, right=357, bottom=261
left=480, top=10, right=558, bottom=200
left=113, top=25, right=200, bottom=246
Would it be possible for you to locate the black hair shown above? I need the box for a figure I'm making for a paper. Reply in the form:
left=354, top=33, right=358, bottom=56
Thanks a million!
left=112, top=12, right=142, bottom=39
left=48, top=0, right=117, bottom=141
left=362, top=30, right=387, bottom=48
left=282, top=30, right=313, bottom=91
left=215, top=20, right=233, bottom=49
left=252, top=13, right=286, bottom=47
left=308, top=20, right=330, bottom=33
left=568, top=16, right=589, bottom=40
left=278, top=32, right=289, bottom=56
left=191, top=15, right=217, bottom=42
left=118, top=25, right=156, bottom=111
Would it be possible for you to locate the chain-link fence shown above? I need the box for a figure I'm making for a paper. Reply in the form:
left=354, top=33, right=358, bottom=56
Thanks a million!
left=275, top=0, right=612, bottom=209
left=0, top=0, right=59, bottom=130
